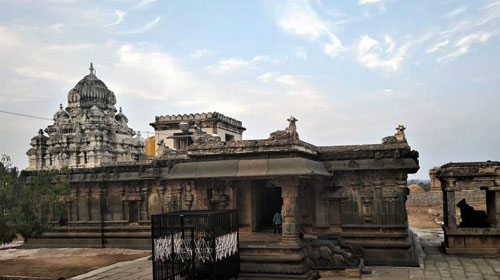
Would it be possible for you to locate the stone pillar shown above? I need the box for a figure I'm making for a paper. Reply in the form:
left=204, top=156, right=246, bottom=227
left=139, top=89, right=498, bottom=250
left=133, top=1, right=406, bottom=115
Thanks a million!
left=98, top=184, right=107, bottom=221
left=485, top=182, right=500, bottom=229
left=157, top=185, right=166, bottom=213
left=120, top=186, right=127, bottom=221
left=429, top=168, right=441, bottom=192
left=86, top=185, right=92, bottom=221
left=396, top=177, right=408, bottom=224
left=195, top=182, right=210, bottom=210
left=72, top=186, right=80, bottom=221
left=275, top=177, right=300, bottom=242
left=442, top=179, right=457, bottom=229
left=174, top=184, right=183, bottom=211
left=140, top=184, right=150, bottom=221
left=165, top=185, right=175, bottom=212
left=66, top=198, right=73, bottom=222
left=183, top=181, right=194, bottom=210
left=493, top=190, right=500, bottom=228
left=373, top=179, right=383, bottom=224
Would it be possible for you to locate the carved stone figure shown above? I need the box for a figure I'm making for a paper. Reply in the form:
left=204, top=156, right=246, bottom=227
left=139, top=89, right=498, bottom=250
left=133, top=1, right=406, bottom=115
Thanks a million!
left=269, top=115, right=300, bottom=140
left=157, top=139, right=177, bottom=156
left=457, top=199, right=490, bottom=228
left=382, top=124, right=407, bottom=144
left=191, top=121, right=221, bottom=144
left=303, top=234, right=365, bottom=269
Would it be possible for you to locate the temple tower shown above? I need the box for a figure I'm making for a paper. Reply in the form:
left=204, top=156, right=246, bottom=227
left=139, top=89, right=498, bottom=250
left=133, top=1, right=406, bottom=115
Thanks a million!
left=26, top=63, right=145, bottom=170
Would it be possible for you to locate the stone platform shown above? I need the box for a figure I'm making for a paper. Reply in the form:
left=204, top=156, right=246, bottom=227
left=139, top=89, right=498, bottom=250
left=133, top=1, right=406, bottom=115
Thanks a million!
left=70, top=229, right=500, bottom=280
left=443, top=226, right=500, bottom=254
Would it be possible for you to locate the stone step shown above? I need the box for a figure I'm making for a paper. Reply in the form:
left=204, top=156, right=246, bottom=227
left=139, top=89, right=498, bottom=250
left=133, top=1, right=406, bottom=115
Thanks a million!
left=42, top=231, right=151, bottom=238
left=238, top=272, right=314, bottom=280
left=340, top=232, right=408, bottom=238
left=342, top=239, right=412, bottom=248
left=52, top=225, right=151, bottom=232
left=341, top=224, right=409, bottom=233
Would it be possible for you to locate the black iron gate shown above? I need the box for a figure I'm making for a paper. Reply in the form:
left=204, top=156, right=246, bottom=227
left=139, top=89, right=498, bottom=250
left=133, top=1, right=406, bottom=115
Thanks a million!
left=152, top=210, right=239, bottom=280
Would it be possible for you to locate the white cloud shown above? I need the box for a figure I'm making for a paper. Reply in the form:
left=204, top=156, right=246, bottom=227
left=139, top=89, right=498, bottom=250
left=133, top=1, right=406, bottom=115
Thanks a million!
left=359, top=0, right=384, bottom=5
left=440, top=2, right=500, bottom=37
left=276, top=0, right=343, bottom=57
left=47, top=43, right=95, bottom=52
left=257, top=72, right=301, bottom=87
left=482, top=1, right=500, bottom=10
left=113, top=44, right=193, bottom=99
left=207, top=55, right=277, bottom=72
left=208, top=58, right=250, bottom=71
left=446, top=6, right=467, bottom=18
left=105, top=10, right=126, bottom=27
left=257, top=72, right=275, bottom=82
left=190, top=49, right=213, bottom=59
left=376, top=89, right=408, bottom=97
left=275, top=75, right=299, bottom=86
left=438, top=32, right=493, bottom=61
left=44, top=0, right=77, bottom=3
left=294, top=46, right=307, bottom=60
left=356, top=35, right=407, bottom=71
left=0, top=26, right=18, bottom=46
left=120, top=17, right=160, bottom=34
left=426, top=40, right=449, bottom=53
left=384, top=35, right=395, bottom=53
left=136, top=0, right=157, bottom=8
left=47, top=23, right=64, bottom=31
left=15, top=67, right=60, bottom=81
left=323, top=35, right=343, bottom=57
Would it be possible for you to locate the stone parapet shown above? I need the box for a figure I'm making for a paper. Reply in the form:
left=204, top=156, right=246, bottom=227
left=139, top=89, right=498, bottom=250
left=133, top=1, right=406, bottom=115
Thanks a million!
left=318, top=143, right=418, bottom=161
left=188, top=139, right=318, bottom=157
left=153, top=112, right=244, bottom=130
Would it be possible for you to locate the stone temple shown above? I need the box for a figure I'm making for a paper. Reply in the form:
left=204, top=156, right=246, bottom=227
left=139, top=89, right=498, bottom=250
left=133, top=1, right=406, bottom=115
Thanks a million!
left=21, top=64, right=421, bottom=279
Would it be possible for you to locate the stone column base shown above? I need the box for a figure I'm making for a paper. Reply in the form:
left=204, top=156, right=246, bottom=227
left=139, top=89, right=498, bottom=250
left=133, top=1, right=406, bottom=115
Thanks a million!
left=239, top=240, right=313, bottom=280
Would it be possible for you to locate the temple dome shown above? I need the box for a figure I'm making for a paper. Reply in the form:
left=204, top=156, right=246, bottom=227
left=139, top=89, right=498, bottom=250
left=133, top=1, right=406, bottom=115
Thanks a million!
left=53, top=104, right=69, bottom=120
left=67, top=63, right=117, bottom=109
left=133, top=131, right=145, bottom=146
left=88, top=105, right=104, bottom=118
left=115, top=107, right=128, bottom=123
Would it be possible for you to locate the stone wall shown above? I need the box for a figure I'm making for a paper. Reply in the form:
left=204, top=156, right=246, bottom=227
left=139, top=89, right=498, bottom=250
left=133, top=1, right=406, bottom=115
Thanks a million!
left=407, top=190, right=485, bottom=206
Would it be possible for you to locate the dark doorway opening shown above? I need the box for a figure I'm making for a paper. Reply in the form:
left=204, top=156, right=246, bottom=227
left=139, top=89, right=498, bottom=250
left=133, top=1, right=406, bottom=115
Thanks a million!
left=129, top=202, right=139, bottom=223
left=253, top=181, right=282, bottom=231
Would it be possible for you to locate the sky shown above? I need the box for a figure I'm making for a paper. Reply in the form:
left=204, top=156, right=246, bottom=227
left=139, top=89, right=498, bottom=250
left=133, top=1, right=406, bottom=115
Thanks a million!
left=0, top=0, right=499, bottom=179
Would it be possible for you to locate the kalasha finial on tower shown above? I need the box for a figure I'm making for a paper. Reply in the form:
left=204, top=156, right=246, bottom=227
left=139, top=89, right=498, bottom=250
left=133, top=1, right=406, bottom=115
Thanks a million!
left=89, top=62, right=95, bottom=75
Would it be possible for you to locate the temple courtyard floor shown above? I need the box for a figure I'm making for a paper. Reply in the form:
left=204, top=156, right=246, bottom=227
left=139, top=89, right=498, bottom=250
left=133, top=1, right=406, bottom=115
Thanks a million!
left=2, top=207, right=500, bottom=279
left=67, top=228, right=500, bottom=280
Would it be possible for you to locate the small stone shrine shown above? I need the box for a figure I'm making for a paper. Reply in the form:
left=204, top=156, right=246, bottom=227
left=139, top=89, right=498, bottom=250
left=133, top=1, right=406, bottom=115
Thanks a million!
left=436, top=161, right=500, bottom=254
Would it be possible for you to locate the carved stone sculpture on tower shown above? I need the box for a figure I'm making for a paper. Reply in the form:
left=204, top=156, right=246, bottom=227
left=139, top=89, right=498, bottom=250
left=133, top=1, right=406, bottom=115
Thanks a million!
left=191, top=121, right=222, bottom=144
left=269, top=115, right=300, bottom=140
left=26, top=63, right=145, bottom=170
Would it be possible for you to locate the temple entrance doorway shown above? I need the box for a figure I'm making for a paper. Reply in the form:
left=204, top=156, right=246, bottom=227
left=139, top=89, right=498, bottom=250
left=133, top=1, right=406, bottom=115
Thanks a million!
left=252, top=180, right=282, bottom=231
left=129, top=202, right=139, bottom=223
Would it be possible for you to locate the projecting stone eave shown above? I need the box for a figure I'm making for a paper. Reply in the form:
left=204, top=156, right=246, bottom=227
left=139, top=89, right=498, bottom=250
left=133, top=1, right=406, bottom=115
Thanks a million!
left=317, top=142, right=420, bottom=173
left=436, top=161, right=500, bottom=178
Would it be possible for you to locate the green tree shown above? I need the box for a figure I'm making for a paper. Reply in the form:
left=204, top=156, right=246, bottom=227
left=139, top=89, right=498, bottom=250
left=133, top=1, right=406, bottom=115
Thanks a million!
left=0, top=155, right=18, bottom=243
left=0, top=155, right=70, bottom=243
